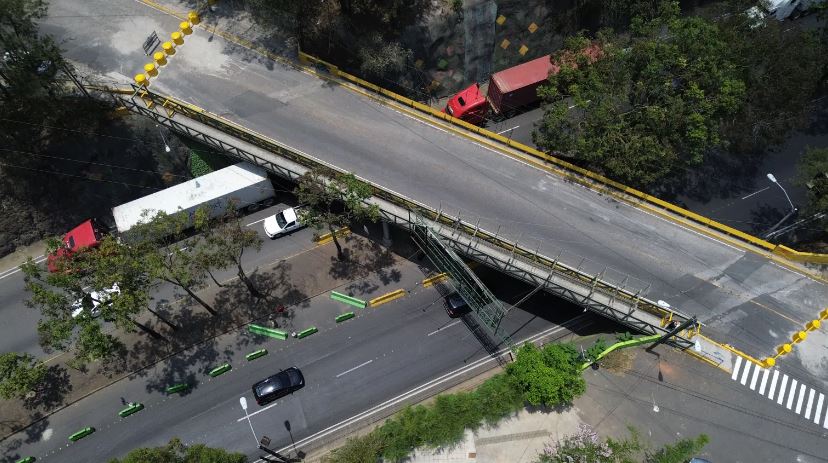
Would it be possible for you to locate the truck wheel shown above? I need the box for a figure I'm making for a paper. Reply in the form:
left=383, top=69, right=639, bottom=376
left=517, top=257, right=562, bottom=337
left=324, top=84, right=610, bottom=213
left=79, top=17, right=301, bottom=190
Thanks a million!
left=262, top=197, right=275, bottom=207
left=247, top=203, right=260, bottom=212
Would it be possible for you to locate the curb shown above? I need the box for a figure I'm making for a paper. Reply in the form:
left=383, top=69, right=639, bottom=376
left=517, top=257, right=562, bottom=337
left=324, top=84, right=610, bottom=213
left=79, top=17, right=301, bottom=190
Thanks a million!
left=315, top=227, right=351, bottom=245
left=422, top=273, right=448, bottom=287
left=330, top=291, right=367, bottom=309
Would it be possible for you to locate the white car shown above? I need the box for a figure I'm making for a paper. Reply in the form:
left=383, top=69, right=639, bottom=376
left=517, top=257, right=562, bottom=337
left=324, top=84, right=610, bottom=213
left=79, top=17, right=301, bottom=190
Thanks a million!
left=71, top=283, right=120, bottom=318
left=263, top=207, right=302, bottom=238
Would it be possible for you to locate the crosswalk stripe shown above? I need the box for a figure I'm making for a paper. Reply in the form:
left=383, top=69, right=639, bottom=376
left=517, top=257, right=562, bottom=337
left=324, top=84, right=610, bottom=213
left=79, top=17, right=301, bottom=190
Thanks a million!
left=768, top=370, right=780, bottom=400
left=786, top=379, right=798, bottom=410
left=815, top=393, right=825, bottom=425
left=824, top=403, right=828, bottom=429
left=795, top=384, right=806, bottom=414
left=749, top=365, right=761, bottom=390
left=805, top=389, right=815, bottom=419
left=758, top=368, right=770, bottom=395
left=731, top=356, right=743, bottom=381
left=776, top=374, right=789, bottom=405
left=740, top=361, right=752, bottom=385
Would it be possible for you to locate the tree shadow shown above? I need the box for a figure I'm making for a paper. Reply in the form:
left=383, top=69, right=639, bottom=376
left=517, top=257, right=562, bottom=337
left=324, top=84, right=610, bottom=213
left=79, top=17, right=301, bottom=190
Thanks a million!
left=22, top=365, right=72, bottom=412
left=749, top=203, right=785, bottom=235
left=328, top=234, right=402, bottom=294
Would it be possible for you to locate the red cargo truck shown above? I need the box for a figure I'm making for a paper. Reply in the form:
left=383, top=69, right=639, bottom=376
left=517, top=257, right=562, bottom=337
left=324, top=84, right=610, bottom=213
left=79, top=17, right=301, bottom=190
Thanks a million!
left=443, top=44, right=601, bottom=125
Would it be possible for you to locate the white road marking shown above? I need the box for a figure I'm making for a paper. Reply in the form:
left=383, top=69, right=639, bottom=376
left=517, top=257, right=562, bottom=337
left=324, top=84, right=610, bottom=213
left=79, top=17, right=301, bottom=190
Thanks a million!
left=254, top=318, right=588, bottom=460
left=786, top=379, right=798, bottom=410
left=336, top=360, right=373, bottom=378
left=795, top=384, right=806, bottom=414
left=749, top=365, right=761, bottom=390
left=497, top=125, right=520, bottom=135
left=758, top=368, right=770, bottom=395
left=815, top=393, right=825, bottom=425
left=740, top=361, right=751, bottom=385
left=804, top=389, right=815, bottom=419
left=246, top=217, right=268, bottom=227
left=768, top=370, right=779, bottom=400
left=0, top=255, right=45, bottom=279
left=237, top=399, right=282, bottom=422
left=427, top=320, right=462, bottom=337
left=776, top=374, right=788, bottom=405
left=731, top=357, right=743, bottom=380
left=740, top=186, right=770, bottom=200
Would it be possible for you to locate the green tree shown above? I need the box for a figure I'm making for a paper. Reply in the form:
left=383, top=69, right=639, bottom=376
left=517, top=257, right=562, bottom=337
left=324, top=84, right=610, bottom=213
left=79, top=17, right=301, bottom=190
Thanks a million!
left=0, top=352, right=46, bottom=399
left=646, top=434, right=709, bottom=463
left=201, top=210, right=265, bottom=299
left=295, top=168, right=380, bottom=260
left=358, top=34, right=413, bottom=78
left=535, top=3, right=746, bottom=188
left=108, top=437, right=247, bottom=463
left=796, top=147, right=828, bottom=219
left=130, top=208, right=219, bottom=316
left=506, top=343, right=586, bottom=407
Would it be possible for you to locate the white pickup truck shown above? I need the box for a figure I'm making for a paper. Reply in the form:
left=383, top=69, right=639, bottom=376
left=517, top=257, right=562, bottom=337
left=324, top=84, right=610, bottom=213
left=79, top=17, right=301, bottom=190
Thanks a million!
left=262, top=207, right=304, bottom=238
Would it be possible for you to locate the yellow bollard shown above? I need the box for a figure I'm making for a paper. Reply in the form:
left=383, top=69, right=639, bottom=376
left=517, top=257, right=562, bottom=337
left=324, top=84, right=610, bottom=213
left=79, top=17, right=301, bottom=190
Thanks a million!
left=806, top=319, right=821, bottom=331
left=134, top=73, right=148, bottom=87
left=764, top=357, right=776, bottom=368
left=162, top=41, right=175, bottom=55
left=792, top=331, right=807, bottom=344
left=188, top=11, right=200, bottom=25
left=180, top=21, right=192, bottom=35
left=171, top=31, right=184, bottom=45
left=777, top=343, right=792, bottom=355
left=144, top=63, right=158, bottom=77
left=153, top=51, right=167, bottom=66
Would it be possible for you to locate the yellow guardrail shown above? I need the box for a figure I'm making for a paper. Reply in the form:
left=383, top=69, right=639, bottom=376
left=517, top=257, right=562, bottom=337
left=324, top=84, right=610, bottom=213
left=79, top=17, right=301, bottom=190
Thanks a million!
left=297, top=50, right=828, bottom=265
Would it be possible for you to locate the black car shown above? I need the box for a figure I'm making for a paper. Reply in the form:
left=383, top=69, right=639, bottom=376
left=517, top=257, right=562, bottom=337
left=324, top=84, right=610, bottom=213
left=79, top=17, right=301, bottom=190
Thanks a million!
left=445, top=292, right=471, bottom=318
left=252, top=367, right=305, bottom=405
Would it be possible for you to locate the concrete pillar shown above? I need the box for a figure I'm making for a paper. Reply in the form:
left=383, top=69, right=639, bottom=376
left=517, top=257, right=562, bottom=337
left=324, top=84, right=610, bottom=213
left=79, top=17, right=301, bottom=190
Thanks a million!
left=382, top=221, right=392, bottom=247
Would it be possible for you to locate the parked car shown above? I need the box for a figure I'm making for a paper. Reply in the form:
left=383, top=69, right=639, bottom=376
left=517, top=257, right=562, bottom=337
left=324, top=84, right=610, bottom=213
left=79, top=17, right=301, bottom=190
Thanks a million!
left=445, top=292, right=471, bottom=318
left=71, top=283, right=120, bottom=318
left=252, top=367, right=305, bottom=405
left=263, top=206, right=303, bottom=238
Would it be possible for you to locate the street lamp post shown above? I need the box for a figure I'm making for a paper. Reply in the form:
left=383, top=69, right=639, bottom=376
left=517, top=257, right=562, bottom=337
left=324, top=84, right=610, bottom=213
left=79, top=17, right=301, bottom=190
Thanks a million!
left=764, top=173, right=798, bottom=238
left=157, top=125, right=171, bottom=153
left=239, top=397, right=258, bottom=445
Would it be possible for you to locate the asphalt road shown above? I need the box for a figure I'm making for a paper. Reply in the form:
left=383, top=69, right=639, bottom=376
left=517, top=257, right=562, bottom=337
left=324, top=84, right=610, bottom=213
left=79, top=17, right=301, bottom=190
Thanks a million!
left=0, top=202, right=311, bottom=359
left=35, top=0, right=828, bottom=375
left=1, top=259, right=581, bottom=463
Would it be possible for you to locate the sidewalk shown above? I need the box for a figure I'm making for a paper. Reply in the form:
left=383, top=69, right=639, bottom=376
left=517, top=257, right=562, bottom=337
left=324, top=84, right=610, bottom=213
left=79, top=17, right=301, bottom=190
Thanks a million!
left=0, top=233, right=430, bottom=439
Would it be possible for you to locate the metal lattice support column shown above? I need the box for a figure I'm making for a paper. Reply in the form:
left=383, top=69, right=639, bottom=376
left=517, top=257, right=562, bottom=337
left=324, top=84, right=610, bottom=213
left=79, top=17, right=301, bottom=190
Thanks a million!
left=411, top=215, right=513, bottom=348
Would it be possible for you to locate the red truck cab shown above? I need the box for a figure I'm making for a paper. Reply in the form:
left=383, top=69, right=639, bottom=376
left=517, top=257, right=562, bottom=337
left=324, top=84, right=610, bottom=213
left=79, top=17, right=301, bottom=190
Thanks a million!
left=443, top=83, right=489, bottom=125
left=47, top=219, right=104, bottom=272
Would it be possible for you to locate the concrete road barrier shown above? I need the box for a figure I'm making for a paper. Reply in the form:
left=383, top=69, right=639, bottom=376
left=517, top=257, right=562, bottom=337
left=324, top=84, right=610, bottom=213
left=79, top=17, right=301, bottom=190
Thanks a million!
left=68, top=426, right=95, bottom=442
left=246, top=348, right=268, bottom=361
left=422, top=273, right=448, bottom=287
left=335, top=312, right=355, bottom=323
left=249, top=324, right=288, bottom=340
left=15, top=457, right=35, bottom=463
left=330, top=291, right=366, bottom=309
left=118, top=402, right=144, bottom=418
left=297, top=327, right=318, bottom=339
left=166, top=383, right=190, bottom=394
left=369, top=289, right=406, bottom=307
left=209, top=363, right=232, bottom=377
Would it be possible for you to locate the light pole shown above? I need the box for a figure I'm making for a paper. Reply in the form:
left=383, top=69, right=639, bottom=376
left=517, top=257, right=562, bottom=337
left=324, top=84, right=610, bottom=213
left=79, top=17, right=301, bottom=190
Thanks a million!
left=764, top=173, right=798, bottom=238
left=239, top=397, right=258, bottom=445
left=156, top=125, right=171, bottom=153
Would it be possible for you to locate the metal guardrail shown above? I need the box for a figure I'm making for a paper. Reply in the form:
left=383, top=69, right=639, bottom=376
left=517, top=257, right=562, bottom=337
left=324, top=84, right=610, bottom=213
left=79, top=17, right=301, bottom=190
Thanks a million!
left=116, top=87, right=695, bottom=347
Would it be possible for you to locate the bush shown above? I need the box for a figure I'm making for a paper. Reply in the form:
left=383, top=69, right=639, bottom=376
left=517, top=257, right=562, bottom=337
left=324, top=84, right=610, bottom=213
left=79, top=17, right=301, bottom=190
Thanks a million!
left=323, top=433, right=385, bottom=463
left=508, top=343, right=586, bottom=407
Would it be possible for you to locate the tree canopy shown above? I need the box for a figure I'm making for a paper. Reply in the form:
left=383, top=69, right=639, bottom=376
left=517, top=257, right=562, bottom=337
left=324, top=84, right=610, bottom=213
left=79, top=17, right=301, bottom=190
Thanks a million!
left=108, top=438, right=247, bottom=463
left=0, top=352, right=46, bottom=399
left=296, top=168, right=380, bottom=260
left=506, top=342, right=586, bottom=407
left=534, top=0, right=827, bottom=190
